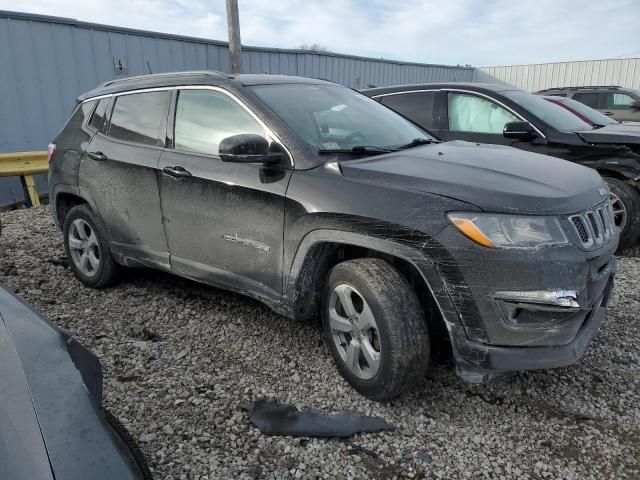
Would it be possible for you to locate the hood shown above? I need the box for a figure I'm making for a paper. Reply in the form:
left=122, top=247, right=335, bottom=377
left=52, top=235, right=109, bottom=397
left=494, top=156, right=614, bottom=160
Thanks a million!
left=339, top=141, right=606, bottom=215
left=0, top=313, right=55, bottom=480
left=577, top=124, right=640, bottom=145
left=0, top=285, right=144, bottom=480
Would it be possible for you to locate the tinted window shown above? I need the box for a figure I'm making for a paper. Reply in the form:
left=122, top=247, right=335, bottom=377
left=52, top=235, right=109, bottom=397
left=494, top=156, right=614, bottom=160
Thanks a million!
left=64, top=100, right=96, bottom=131
left=447, top=93, right=518, bottom=133
left=174, top=90, right=265, bottom=155
left=89, top=99, right=109, bottom=131
left=502, top=90, right=593, bottom=132
left=381, top=92, right=437, bottom=129
left=108, top=92, right=169, bottom=146
left=250, top=84, right=432, bottom=152
left=572, top=92, right=601, bottom=109
left=602, top=92, right=635, bottom=109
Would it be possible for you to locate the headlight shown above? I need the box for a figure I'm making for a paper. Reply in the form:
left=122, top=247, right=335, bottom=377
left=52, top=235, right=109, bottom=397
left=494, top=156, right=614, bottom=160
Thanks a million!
left=447, top=212, right=568, bottom=249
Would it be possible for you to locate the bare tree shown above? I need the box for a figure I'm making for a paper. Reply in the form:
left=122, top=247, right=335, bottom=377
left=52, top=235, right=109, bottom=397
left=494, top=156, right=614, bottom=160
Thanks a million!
left=299, top=43, right=328, bottom=52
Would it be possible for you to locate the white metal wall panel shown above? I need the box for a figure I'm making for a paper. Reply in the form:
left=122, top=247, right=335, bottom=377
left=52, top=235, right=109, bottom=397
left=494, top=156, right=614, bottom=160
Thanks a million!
left=476, top=58, right=640, bottom=92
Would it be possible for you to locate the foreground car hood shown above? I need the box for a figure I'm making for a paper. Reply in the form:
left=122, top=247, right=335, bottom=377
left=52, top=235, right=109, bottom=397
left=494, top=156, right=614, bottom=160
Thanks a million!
left=0, top=285, right=144, bottom=480
left=577, top=124, right=640, bottom=144
left=340, top=141, right=605, bottom=215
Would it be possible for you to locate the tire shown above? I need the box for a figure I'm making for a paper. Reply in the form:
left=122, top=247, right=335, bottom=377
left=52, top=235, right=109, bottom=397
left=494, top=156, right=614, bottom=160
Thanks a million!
left=604, top=177, right=640, bottom=251
left=321, top=258, right=430, bottom=400
left=63, top=204, right=120, bottom=288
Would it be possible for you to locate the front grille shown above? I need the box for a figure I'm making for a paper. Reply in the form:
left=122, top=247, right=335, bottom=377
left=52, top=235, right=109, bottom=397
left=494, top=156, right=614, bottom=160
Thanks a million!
left=571, top=216, right=590, bottom=244
left=569, top=200, right=615, bottom=249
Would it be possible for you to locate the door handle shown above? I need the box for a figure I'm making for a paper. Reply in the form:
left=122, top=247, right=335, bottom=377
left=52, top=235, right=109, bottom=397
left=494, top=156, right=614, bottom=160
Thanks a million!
left=604, top=111, right=614, bottom=116
left=87, top=151, right=107, bottom=161
left=162, top=165, right=192, bottom=178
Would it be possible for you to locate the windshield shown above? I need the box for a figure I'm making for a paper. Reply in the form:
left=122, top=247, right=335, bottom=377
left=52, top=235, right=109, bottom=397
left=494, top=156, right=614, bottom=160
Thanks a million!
left=553, top=97, right=617, bottom=126
left=250, top=84, right=434, bottom=152
left=502, top=90, right=594, bottom=132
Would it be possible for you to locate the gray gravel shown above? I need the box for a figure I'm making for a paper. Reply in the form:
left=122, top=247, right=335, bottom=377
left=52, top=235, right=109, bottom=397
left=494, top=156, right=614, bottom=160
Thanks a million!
left=1, top=206, right=639, bottom=480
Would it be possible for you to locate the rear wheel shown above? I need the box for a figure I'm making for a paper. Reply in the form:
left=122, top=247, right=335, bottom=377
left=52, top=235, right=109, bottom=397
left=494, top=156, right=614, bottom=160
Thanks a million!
left=604, top=177, right=640, bottom=251
left=63, top=204, right=120, bottom=288
left=321, top=258, right=430, bottom=400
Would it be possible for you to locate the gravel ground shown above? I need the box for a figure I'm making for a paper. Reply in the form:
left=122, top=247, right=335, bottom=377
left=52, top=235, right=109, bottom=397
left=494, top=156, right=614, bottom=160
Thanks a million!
left=1, top=206, right=639, bottom=480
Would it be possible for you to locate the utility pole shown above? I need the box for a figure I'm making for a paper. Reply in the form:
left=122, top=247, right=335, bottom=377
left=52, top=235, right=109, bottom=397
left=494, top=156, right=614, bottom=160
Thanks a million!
left=226, top=0, right=242, bottom=73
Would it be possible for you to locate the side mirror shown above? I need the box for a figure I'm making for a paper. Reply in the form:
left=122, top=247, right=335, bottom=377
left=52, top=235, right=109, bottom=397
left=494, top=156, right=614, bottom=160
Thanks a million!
left=503, top=121, right=538, bottom=140
left=630, top=101, right=640, bottom=110
left=219, top=134, right=282, bottom=164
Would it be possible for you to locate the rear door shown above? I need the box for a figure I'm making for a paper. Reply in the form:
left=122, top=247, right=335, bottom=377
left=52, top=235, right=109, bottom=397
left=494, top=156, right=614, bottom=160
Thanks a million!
left=158, top=87, right=292, bottom=299
left=80, top=90, right=171, bottom=268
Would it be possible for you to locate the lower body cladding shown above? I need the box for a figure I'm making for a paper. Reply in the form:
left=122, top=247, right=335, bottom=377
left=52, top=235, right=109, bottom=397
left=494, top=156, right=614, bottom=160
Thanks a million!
left=432, top=226, right=618, bottom=383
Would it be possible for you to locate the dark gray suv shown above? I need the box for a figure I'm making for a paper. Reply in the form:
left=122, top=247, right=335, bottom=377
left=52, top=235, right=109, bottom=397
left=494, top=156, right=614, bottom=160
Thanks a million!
left=49, top=71, right=617, bottom=399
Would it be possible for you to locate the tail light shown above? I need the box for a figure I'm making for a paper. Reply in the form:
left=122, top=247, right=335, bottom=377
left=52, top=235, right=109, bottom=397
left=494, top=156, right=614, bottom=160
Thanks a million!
left=47, top=143, right=56, bottom=162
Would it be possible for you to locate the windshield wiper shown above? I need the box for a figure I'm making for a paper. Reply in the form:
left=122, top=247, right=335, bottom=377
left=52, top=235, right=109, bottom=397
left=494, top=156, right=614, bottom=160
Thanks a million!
left=318, top=145, right=396, bottom=156
left=396, top=138, right=439, bottom=150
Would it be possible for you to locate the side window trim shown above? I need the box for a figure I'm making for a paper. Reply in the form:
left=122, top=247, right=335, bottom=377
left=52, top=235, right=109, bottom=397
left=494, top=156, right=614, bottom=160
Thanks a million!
left=79, top=85, right=293, bottom=166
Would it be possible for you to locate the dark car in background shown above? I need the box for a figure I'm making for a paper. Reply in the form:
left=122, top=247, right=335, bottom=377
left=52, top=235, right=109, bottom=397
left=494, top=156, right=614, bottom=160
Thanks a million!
left=543, top=95, right=640, bottom=129
left=363, top=83, right=640, bottom=249
left=49, top=72, right=616, bottom=399
left=536, top=86, right=640, bottom=123
left=0, top=284, right=150, bottom=480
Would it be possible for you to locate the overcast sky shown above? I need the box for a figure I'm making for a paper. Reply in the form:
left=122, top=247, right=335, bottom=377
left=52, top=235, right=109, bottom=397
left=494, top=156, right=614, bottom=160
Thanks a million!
left=2, top=0, right=639, bottom=66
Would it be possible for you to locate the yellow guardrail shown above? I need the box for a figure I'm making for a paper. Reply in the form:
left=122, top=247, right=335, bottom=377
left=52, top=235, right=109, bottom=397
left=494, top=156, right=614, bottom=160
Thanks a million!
left=0, top=151, right=48, bottom=207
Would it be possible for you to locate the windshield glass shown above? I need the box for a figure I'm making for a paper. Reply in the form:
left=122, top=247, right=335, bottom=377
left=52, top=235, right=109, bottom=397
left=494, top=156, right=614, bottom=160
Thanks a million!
left=250, top=84, right=434, bottom=151
left=502, top=90, right=594, bottom=132
left=555, top=97, right=617, bottom=126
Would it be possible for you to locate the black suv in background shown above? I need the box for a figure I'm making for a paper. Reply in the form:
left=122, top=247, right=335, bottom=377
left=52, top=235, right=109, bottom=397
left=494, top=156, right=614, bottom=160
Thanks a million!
left=50, top=72, right=616, bottom=399
left=363, top=83, right=640, bottom=249
left=536, top=86, right=640, bottom=123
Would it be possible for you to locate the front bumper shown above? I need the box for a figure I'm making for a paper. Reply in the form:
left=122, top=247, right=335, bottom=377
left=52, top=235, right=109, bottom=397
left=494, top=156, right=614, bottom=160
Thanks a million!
left=431, top=223, right=618, bottom=380
left=449, top=276, right=614, bottom=382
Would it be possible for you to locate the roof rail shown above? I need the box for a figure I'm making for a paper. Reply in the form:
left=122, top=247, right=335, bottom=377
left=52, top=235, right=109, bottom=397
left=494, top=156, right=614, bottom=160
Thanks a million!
left=101, top=70, right=228, bottom=87
left=538, top=85, right=623, bottom=92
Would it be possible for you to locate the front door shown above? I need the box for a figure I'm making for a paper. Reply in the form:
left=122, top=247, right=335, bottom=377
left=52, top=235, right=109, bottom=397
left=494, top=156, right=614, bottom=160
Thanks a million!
left=80, top=91, right=171, bottom=268
left=158, top=88, right=292, bottom=301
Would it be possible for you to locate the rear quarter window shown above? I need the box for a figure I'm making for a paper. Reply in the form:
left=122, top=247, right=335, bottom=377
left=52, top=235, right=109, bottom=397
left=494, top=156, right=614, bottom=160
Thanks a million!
left=89, top=98, right=109, bottom=131
left=108, top=91, right=170, bottom=146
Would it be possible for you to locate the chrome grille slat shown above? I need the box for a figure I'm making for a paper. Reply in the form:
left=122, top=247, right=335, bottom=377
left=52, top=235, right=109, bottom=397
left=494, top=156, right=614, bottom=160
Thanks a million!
left=569, top=200, right=615, bottom=249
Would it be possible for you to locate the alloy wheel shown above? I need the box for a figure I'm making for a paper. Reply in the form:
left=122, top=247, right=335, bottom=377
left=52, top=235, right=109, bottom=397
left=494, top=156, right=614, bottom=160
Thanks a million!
left=610, top=192, right=628, bottom=232
left=328, top=283, right=381, bottom=380
left=68, top=219, right=101, bottom=277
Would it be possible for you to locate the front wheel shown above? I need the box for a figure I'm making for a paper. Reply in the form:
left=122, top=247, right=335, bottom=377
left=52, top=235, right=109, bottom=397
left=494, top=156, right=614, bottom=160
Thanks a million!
left=604, top=177, right=640, bottom=251
left=321, top=258, right=430, bottom=400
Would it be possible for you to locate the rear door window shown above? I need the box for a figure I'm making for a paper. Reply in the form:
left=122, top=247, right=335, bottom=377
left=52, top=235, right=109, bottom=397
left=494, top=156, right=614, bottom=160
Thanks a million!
left=173, top=89, right=265, bottom=156
left=572, top=92, right=601, bottom=109
left=447, top=93, right=518, bottom=133
left=108, top=91, right=170, bottom=146
left=380, top=91, right=437, bottom=129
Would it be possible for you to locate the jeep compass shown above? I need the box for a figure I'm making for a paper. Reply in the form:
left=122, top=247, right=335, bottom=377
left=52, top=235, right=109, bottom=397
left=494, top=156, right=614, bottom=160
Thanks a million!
left=49, top=72, right=617, bottom=399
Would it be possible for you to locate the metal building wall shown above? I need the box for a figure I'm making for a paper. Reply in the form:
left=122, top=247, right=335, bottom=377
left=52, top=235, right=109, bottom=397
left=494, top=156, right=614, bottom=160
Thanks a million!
left=0, top=10, right=473, bottom=206
left=475, top=58, right=640, bottom=92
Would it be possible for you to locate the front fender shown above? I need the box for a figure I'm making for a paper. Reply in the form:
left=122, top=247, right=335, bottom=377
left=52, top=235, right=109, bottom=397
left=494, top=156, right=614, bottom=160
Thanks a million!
left=284, top=224, right=463, bottom=329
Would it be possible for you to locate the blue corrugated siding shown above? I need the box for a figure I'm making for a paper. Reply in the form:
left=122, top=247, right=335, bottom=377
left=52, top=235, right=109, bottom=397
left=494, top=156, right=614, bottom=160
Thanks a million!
left=0, top=10, right=473, bottom=206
